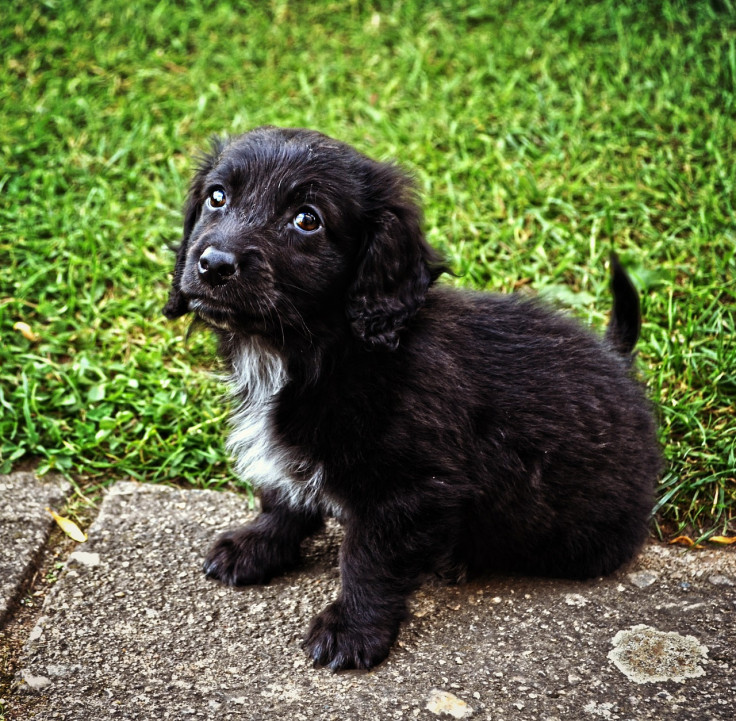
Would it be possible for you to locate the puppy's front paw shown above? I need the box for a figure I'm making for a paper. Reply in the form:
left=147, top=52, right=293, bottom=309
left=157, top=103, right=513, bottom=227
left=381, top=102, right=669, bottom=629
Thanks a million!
left=303, top=601, right=398, bottom=671
left=203, top=527, right=295, bottom=586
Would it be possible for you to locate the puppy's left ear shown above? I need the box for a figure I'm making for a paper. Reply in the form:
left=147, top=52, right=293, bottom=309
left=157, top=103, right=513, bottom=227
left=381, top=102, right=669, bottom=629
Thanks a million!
left=163, top=137, right=227, bottom=319
left=346, top=163, right=446, bottom=351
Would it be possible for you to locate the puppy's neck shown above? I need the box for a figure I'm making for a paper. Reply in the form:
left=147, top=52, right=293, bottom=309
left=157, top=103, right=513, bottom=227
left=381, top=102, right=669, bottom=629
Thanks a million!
left=227, top=336, right=288, bottom=403
left=225, top=334, right=332, bottom=513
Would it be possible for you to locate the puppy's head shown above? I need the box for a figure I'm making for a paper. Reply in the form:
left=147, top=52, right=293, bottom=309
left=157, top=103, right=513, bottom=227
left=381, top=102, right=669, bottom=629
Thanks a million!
left=164, top=127, right=445, bottom=350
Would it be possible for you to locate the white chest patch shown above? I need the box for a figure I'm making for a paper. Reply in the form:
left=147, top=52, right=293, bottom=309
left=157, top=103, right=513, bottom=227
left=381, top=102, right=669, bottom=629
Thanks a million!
left=226, top=338, right=328, bottom=511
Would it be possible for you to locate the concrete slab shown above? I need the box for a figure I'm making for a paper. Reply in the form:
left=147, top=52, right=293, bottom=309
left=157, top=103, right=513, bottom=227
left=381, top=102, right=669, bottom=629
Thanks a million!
left=0, top=472, right=70, bottom=623
left=12, top=481, right=736, bottom=720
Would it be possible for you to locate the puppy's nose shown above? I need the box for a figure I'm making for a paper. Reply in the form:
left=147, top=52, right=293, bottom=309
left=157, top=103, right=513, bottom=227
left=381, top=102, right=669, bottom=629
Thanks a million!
left=198, top=247, right=237, bottom=286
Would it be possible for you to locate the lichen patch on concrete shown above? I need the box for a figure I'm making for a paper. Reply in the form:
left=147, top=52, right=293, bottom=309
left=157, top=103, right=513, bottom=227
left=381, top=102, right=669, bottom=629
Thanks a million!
left=426, top=689, right=474, bottom=718
left=608, top=624, right=708, bottom=684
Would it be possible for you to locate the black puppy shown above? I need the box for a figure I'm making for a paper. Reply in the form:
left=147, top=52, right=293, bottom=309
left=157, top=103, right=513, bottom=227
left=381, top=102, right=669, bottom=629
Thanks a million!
left=164, top=126, right=660, bottom=671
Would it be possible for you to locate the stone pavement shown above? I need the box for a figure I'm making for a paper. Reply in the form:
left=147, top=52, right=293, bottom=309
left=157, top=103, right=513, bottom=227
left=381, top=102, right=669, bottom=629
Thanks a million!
left=1, top=473, right=735, bottom=720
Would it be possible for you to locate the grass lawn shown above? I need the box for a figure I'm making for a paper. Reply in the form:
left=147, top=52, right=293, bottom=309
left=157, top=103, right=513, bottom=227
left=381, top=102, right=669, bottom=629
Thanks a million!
left=1, top=0, right=734, bottom=538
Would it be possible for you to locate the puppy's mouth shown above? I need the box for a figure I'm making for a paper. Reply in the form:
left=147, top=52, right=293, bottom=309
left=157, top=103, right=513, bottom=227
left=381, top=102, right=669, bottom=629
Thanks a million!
left=187, top=298, right=235, bottom=330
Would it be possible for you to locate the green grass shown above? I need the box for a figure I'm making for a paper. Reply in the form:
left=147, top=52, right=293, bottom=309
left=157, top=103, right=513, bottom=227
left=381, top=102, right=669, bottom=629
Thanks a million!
left=1, top=0, right=734, bottom=536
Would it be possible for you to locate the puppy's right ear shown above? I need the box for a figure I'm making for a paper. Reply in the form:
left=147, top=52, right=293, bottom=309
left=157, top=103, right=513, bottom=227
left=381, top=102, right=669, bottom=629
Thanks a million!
left=163, top=137, right=227, bottom=319
left=346, top=161, right=446, bottom=351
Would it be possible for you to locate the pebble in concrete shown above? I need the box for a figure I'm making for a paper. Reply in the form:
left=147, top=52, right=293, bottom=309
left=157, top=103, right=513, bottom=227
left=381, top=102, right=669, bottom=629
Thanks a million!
left=628, top=570, right=659, bottom=589
left=11, top=481, right=736, bottom=720
left=0, top=472, right=69, bottom=623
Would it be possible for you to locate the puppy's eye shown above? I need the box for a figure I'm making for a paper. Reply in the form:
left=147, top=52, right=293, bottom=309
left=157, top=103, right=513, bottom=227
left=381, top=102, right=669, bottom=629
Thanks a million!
left=293, top=208, right=321, bottom=233
left=207, top=187, right=227, bottom=208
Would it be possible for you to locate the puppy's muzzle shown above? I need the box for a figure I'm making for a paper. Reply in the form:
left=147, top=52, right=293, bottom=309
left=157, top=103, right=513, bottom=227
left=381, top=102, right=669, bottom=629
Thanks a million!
left=198, top=246, right=238, bottom=286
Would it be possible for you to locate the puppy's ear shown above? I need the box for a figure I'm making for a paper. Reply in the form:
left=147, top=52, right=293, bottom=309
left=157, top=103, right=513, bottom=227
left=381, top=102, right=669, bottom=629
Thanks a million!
left=163, top=137, right=228, bottom=319
left=346, top=163, right=446, bottom=350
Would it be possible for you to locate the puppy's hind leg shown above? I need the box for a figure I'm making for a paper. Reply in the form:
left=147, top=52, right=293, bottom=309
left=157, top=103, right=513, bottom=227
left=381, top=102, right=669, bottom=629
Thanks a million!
left=203, top=488, right=324, bottom=586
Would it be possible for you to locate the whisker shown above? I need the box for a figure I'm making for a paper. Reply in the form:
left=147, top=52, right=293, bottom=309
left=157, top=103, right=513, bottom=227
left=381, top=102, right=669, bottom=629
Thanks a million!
left=277, top=294, right=314, bottom=345
left=276, top=280, right=317, bottom=297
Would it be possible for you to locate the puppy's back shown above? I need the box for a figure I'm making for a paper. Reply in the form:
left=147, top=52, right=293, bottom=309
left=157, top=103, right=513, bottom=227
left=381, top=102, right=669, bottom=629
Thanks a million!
left=400, top=287, right=660, bottom=579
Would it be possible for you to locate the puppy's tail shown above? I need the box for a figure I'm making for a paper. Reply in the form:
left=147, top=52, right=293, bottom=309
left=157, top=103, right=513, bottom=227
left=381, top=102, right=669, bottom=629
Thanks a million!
left=605, top=254, right=641, bottom=357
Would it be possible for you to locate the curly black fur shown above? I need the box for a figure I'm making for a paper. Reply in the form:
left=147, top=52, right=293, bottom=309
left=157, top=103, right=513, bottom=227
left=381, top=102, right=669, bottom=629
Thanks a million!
left=164, top=126, right=661, bottom=671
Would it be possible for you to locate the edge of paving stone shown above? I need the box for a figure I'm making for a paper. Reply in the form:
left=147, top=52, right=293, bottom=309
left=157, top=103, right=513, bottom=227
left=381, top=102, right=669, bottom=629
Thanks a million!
left=9, top=479, right=254, bottom=711
left=0, top=472, right=72, bottom=625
